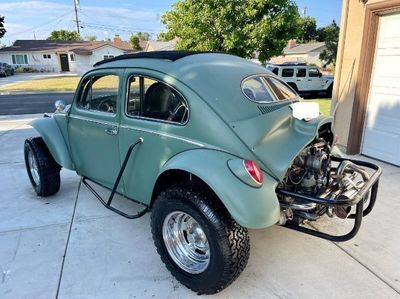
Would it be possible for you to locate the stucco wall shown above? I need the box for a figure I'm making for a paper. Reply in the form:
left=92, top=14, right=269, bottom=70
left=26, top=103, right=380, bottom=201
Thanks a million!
left=0, top=51, right=59, bottom=72
left=332, top=0, right=389, bottom=150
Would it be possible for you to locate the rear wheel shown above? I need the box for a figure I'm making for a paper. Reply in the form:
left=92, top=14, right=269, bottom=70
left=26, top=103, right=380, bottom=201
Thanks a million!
left=24, top=137, right=61, bottom=197
left=151, top=185, right=250, bottom=294
left=326, top=84, right=333, bottom=98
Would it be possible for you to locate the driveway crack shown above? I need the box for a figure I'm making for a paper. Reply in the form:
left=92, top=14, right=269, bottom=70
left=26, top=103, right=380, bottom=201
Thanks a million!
left=55, top=178, right=81, bottom=299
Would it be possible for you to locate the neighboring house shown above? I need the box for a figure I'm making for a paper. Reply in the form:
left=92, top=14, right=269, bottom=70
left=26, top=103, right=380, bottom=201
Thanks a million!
left=0, top=35, right=142, bottom=74
left=333, top=0, right=400, bottom=166
left=270, top=40, right=326, bottom=67
left=145, top=40, right=176, bottom=52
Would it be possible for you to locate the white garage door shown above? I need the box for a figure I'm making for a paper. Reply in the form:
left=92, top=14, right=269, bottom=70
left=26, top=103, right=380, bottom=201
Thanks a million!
left=362, top=12, right=400, bottom=166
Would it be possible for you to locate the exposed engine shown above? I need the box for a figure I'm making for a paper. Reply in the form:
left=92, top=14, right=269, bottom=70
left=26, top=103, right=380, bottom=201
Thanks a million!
left=278, top=126, right=370, bottom=225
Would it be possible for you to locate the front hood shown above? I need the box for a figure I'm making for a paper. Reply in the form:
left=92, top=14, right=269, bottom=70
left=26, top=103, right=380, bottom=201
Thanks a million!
left=231, top=106, right=333, bottom=181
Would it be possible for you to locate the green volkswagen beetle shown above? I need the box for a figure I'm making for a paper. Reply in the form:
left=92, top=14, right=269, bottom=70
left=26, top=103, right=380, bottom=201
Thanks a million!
left=24, top=51, right=381, bottom=294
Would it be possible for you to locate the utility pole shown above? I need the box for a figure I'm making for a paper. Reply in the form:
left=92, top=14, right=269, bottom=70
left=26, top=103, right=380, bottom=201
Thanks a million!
left=73, top=0, right=80, bottom=35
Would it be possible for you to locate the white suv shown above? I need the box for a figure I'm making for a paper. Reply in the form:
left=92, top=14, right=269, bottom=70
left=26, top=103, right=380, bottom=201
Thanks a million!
left=267, top=63, right=334, bottom=97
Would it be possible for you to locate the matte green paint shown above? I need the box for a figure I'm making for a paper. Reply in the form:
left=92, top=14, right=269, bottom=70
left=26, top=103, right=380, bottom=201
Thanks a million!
left=32, top=53, right=334, bottom=229
left=30, top=117, right=74, bottom=170
left=160, top=149, right=280, bottom=229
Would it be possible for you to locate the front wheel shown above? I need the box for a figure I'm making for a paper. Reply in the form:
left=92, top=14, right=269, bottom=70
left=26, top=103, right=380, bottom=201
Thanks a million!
left=151, top=185, right=250, bottom=294
left=24, top=137, right=61, bottom=197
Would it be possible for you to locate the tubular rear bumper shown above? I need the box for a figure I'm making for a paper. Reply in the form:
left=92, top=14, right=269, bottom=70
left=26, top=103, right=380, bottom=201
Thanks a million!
left=276, top=156, right=382, bottom=242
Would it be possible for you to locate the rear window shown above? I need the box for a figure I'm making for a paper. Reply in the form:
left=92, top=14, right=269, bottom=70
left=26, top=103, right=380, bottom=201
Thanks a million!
left=242, top=75, right=297, bottom=102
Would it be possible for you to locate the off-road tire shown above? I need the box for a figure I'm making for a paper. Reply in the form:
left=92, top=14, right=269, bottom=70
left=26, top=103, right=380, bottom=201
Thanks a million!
left=151, top=184, right=250, bottom=295
left=24, top=137, right=61, bottom=197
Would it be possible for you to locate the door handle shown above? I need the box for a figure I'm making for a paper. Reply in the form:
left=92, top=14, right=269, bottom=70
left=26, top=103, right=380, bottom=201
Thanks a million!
left=105, top=127, right=118, bottom=136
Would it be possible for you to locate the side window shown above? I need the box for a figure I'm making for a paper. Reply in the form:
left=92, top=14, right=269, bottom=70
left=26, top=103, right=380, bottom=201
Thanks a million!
left=309, top=68, right=320, bottom=78
left=126, top=76, right=188, bottom=124
left=78, top=74, right=119, bottom=114
left=242, top=77, right=275, bottom=102
left=267, top=66, right=279, bottom=75
left=282, top=68, right=294, bottom=77
left=296, top=68, right=306, bottom=77
left=265, top=77, right=297, bottom=100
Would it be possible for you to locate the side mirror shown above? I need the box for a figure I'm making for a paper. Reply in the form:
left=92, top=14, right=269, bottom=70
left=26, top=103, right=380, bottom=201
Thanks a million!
left=318, top=72, right=323, bottom=77
left=55, top=100, right=66, bottom=112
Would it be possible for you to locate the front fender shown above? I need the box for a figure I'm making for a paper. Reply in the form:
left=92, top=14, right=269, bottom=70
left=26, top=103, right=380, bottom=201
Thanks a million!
left=30, top=117, right=74, bottom=170
left=160, top=149, right=280, bottom=229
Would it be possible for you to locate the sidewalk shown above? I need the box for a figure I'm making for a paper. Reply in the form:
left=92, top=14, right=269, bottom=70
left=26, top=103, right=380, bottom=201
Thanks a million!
left=0, top=114, right=399, bottom=298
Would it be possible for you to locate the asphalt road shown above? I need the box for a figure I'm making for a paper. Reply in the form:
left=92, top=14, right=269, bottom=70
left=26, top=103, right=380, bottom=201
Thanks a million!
left=0, top=92, right=74, bottom=115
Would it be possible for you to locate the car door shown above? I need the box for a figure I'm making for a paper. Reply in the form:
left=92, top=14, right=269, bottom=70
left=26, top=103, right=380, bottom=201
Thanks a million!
left=307, top=67, right=324, bottom=91
left=68, top=69, right=123, bottom=190
left=295, top=67, right=308, bottom=91
left=118, top=71, right=194, bottom=205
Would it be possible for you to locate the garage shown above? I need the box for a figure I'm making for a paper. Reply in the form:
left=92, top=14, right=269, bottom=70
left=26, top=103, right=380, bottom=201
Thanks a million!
left=361, top=12, right=400, bottom=166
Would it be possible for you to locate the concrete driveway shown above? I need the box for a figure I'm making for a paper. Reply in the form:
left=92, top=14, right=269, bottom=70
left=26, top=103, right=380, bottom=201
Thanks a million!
left=0, top=114, right=399, bottom=299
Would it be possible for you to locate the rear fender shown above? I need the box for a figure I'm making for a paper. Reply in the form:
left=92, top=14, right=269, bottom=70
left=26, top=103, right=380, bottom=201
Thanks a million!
left=159, top=149, right=280, bottom=229
left=29, top=117, right=74, bottom=170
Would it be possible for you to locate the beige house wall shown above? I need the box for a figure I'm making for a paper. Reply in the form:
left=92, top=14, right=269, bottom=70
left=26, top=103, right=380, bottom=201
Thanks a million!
left=333, top=0, right=400, bottom=152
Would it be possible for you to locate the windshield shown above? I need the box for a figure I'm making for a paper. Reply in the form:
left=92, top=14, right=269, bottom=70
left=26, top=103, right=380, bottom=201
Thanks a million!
left=242, top=75, right=297, bottom=103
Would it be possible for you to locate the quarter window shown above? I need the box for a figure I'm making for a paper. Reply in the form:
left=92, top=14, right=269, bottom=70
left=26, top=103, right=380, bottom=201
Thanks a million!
left=242, top=75, right=297, bottom=102
left=11, top=54, right=28, bottom=65
left=78, top=74, right=119, bottom=114
left=296, top=68, right=306, bottom=77
left=309, top=68, right=320, bottom=77
left=282, top=68, right=294, bottom=77
left=126, top=76, right=188, bottom=124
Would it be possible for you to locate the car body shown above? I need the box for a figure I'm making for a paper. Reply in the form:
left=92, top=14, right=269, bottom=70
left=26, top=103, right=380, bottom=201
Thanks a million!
left=0, top=62, right=14, bottom=77
left=24, top=51, right=381, bottom=294
left=267, top=62, right=334, bottom=97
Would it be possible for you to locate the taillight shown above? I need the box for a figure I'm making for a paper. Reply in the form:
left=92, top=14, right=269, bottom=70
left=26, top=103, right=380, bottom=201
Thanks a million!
left=243, top=160, right=263, bottom=185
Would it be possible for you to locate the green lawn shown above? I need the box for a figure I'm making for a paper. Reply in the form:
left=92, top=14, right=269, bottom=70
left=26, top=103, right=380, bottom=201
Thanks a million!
left=310, top=99, right=331, bottom=116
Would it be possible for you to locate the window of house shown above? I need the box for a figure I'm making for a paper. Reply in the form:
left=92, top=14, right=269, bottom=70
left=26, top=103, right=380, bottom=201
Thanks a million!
left=281, top=68, right=294, bottom=77
left=126, top=76, right=188, bottom=124
left=78, top=74, right=119, bottom=114
left=11, top=54, right=28, bottom=65
left=309, top=68, right=320, bottom=77
left=296, top=68, right=306, bottom=77
left=103, top=55, right=114, bottom=60
left=70, top=54, right=75, bottom=61
left=43, top=54, right=51, bottom=59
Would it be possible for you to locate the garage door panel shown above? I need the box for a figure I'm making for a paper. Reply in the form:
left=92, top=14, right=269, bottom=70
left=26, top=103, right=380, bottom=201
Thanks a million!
left=362, top=13, right=400, bottom=166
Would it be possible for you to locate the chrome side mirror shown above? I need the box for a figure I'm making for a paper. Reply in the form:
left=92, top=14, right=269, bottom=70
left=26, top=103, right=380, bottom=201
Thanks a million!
left=55, top=100, right=66, bottom=112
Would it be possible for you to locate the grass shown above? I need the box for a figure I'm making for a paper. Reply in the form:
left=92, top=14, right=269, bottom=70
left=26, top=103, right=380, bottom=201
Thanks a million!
left=0, top=76, right=81, bottom=92
left=309, top=98, right=331, bottom=116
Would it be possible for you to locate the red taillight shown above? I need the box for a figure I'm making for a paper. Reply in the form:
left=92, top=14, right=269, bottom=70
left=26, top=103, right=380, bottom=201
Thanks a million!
left=243, top=160, right=263, bottom=185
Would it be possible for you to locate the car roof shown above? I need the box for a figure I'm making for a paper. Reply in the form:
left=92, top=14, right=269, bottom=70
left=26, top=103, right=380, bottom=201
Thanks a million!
left=95, top=51, right=274, bottom=122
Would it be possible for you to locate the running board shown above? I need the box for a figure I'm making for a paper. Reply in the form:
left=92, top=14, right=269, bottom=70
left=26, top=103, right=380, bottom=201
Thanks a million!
left=82, top=138, right=148, bottom=219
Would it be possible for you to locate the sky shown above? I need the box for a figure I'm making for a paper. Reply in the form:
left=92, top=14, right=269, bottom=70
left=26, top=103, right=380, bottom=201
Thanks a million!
left=0, top=0, right=343, bottom=45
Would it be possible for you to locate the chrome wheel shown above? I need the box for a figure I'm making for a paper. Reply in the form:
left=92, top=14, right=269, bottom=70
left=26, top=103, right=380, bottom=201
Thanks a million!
left=28, top=150, right=40, bottom=185
left=162, top=211, right=210, bottom=274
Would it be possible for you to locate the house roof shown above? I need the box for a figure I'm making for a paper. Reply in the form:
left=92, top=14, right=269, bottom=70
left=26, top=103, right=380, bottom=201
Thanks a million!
left=284, top=42, right=325, bottom=55
left=145, top=40, right=176, bottom=51
left=0, top=40, right=142, bottom=55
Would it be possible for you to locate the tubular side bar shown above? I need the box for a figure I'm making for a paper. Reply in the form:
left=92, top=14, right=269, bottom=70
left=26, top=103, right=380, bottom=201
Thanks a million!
left=82, top=138, right=148, bottom=219
left=276, top=156, right=382, bottom=242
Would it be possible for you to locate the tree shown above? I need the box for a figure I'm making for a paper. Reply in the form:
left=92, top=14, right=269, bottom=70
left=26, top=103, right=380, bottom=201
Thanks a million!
left=160, top=0, right=300, bottom=63
left=297, top=16, right=317, bottom=43
left=85, top=35, right=97, bottom=41
left=47, top=30, right=81, bottom=41
left=318, top=20, right=340, bottom=67
left=137, top=32, right=150, bottom=41
left=129, top=34, right=142, bottom=50
left=0, top=16, right=6, bottom=39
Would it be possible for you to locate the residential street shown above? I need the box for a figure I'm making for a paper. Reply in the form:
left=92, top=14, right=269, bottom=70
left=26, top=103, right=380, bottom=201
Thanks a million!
left=0, top=114, right=399, bottom=298
left=0, top=92, right=73, bottom=115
